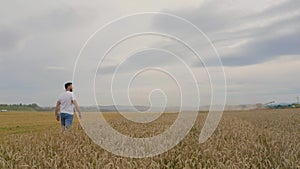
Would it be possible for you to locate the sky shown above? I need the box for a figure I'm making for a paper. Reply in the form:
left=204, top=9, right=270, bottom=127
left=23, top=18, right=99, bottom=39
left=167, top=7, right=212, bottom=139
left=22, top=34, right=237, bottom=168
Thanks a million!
left=0, top=0, right=299, bottom=107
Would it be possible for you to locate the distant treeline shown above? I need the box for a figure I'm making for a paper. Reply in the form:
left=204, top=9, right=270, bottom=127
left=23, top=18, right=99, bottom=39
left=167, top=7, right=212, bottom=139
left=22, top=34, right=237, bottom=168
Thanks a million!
left=0, top=103, right=100, bottom=112
left=0, top=103, right=54, bottom=112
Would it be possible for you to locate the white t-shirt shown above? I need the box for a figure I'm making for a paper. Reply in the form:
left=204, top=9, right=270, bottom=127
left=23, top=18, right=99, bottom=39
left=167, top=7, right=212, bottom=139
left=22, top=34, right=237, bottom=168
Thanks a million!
left=58, top=91, right=76, bottom=115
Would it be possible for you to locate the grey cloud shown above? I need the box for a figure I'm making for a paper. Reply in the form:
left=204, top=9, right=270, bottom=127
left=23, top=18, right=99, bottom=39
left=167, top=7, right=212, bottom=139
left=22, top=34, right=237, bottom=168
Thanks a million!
left=222, top=29, right=300, bottom=66
left=0, top=7, right=82, bottom=105
left=251, top=0, right=300, bottom=18
left=152, top=0, right=300, bottom=67
left=1, top=0, right=299, bottom=106
left=22, top=7, right=81, bottom=33
left=151, top=1, right=241, bottom=34
left=0, top=1, right=118, bottom=105
left=98, top=50, right=181, bottom=75
left=192, top=26, right=300, bottom=67
left=0, top=28, right=23, bottom=52
left=0, top=5, right=83, bottom=57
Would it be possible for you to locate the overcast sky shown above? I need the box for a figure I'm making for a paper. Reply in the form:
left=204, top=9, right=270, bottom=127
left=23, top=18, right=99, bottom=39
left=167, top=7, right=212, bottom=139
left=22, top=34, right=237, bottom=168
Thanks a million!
left=0, top=0, right=299, bottom=107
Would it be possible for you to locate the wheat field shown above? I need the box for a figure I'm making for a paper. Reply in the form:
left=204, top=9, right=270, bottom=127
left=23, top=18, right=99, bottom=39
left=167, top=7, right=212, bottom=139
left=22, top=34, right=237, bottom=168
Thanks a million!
left=0, top=109, right=299, bottom=168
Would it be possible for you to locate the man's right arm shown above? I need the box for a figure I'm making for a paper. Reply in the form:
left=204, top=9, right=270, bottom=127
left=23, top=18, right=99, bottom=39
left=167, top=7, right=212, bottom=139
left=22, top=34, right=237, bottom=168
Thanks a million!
left=55, top=101, right=61, bottom=121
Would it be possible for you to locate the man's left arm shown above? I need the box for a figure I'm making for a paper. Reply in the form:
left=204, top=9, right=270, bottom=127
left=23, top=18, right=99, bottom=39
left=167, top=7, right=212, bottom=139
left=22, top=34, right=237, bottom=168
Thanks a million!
left=73, top=100, right=82, bottom=119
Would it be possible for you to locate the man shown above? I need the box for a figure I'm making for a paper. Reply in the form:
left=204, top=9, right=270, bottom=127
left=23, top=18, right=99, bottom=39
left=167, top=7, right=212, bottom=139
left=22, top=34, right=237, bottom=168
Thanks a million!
left=55, top=82, right=82, bottom=129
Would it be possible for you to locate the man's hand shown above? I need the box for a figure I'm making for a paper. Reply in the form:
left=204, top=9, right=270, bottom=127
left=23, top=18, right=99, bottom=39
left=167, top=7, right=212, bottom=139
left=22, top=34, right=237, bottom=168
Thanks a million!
left=55, top=114, right=60, bottom=121
left=78, top=112, right=82, bottom=119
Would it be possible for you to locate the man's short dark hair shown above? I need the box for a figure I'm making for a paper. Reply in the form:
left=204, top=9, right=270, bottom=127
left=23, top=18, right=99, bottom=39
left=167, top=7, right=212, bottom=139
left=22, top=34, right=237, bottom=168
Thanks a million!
left=65, top=82, right=72, bottom=90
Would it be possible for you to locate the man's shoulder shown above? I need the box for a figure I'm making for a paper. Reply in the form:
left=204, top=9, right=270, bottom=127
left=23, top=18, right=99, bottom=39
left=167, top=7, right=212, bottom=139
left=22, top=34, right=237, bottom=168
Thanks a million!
left=62, top=91, right=75, bottom=98
left=59, top=91, right=72, bottom=98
